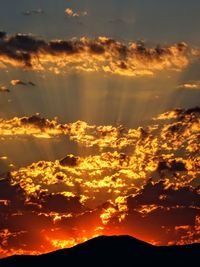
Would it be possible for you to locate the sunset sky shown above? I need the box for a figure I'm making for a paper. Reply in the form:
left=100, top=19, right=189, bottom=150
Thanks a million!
left=0, top=0, right=200, bottom=257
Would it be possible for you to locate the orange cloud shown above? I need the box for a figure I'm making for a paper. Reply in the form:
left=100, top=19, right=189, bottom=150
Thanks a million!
left=10, top=79, right=26, bottom=86
left=0, top=33, right=193, bottom=76
left=0, top=85, right=9, bottom=92
left=178, top=81, right=200, bottom=89
left=65, top=8, right=79, bottom=17
left=0, top=108, right=199, bottom=156
left=0, top=107, right=199, bottom=257
left=65, top=8, right=87, bottom=18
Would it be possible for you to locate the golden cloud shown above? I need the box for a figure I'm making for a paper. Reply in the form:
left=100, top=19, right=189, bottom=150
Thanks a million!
left=65, top=8, right=87, bottom=17
left=0, top=85, right=9, bottom=93
left=178, top=81, right=200, bottom=89
left=0, top=107, right=199, bottom=256
left=0, top=33, right=193, bottom=76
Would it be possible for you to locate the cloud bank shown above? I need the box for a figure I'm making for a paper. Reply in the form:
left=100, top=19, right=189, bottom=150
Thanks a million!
left=0, top=32, right=194, bottom=76
left=0, top=108, right=199, bottom=256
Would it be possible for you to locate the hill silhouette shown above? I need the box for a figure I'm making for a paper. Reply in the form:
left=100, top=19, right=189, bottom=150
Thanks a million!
left=0, top=235, right=199, bottom=266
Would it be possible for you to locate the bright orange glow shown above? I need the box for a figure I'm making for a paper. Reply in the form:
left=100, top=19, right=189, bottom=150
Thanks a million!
left=0, top=108, right=199, bottom=257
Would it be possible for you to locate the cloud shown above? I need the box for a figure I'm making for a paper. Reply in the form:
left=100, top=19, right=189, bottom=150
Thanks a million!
left=0, top=109, right=199, bottom=194
left=0, top=107, right=199, bottom=156
left=0, top=80, right=35, bottom=93
left=154, top=106, right=200, bottom=120
left=0, top=107, right=199, bottom=256
left=178, top=81, right=200, bottom=89
left=0, top=32, right=194, bottom=77
left=0, top=114, right=66, bottom=139
left=59, top=155, right=79, bottom=167
left=0, top=85, right=9, bottom=92
left=65, top=8, right=87, bottom=18
left=39, top=194, right=84, bottom=213
left=103, top=180, right=200, bottom=245
left=22, top=9, right=44, bottom=16
left=10, top=79, right=35, bottom=86
left=0, top=156, right=7, bottom=160
left=0, top=171, right=103, bottom=255
left=127, top=179, right=200, bottom=209
left=1, top=166, right=199, bottom=255
left=65, top=8, right=79, bottom=17
left=10, top=79, right=26, bottom=86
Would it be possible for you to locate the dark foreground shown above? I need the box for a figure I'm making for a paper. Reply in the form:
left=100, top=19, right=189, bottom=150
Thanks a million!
left=0, top=235, right=199, bottom=266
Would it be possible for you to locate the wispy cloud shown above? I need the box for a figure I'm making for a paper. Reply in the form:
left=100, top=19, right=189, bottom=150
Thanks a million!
left=10, top=79, right=35, bottom=87
left=178, top=81, right=200, bottom=89
left=22, top=8, right=44, bottom=16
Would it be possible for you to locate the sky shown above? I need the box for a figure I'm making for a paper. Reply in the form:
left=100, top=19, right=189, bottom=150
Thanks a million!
left=0, top=0, right=200, bottom=257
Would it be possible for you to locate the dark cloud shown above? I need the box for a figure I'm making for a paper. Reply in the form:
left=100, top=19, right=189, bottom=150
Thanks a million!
left=0, top=32, right=192, bottom=76
left=7, top=34, right=46, bottom=53
left=20, top=114, right=50, bottom=128
left=39, top=194, right=83, bottom=213
left=183, top=106, right=200, bottom=115
left=49, top=40, right=81, bottom=54
left=59, top=155, right=79, bottom=167
left=127, top=180, right=200, bottom=209
left=89, top=43, right=105, bottom=54
left=0, top=174, right=26, bottom=211
left=108, top=206, right=199, bottom=245
left=156, top=160, right=187, bottom=172
left=103, top=180, right=200, bottom=244
left=0, top=31, right=6, bottom=39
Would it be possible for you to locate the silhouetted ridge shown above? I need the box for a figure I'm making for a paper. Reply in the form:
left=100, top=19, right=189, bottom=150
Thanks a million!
left=50, top=235, right=153, bottom=255
left=0, top=235, right=199, bottom=267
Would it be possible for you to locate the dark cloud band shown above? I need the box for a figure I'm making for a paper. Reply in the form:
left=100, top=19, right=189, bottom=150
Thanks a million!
left=0, top=33, right=194, bottom=76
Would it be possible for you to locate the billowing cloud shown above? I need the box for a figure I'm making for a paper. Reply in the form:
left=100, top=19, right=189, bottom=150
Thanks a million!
left=0, top=33, right=194, bottom=76
left=0, top=107, right=199, bottom=256
left=0, top=107, right=199, bottom=154
left=0, top=115, right=67, bottom=139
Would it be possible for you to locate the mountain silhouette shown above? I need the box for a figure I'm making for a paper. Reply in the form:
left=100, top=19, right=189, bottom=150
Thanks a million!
left=0, top=235, right=199, bottom=266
